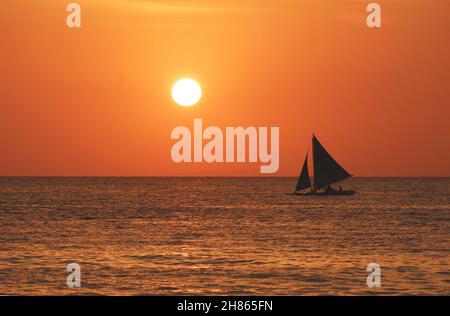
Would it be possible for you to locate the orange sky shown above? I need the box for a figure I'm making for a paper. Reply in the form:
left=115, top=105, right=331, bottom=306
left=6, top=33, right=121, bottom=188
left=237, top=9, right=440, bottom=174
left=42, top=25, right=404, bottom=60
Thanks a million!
left=1, top=0, right=449, bottom=177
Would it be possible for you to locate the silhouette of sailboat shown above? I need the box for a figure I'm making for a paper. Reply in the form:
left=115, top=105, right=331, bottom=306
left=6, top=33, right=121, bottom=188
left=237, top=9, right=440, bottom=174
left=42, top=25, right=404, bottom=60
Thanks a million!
left=289, top=135, right=355, bottom=196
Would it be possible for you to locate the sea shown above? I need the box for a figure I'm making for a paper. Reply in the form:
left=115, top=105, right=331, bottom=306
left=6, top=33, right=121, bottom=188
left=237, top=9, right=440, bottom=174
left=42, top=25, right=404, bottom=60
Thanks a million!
left=0, top=177, right=448, bottom=295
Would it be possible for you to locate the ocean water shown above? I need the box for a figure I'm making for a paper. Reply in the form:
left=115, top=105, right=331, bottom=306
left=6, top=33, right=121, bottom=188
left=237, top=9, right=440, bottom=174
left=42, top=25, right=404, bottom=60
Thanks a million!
left=0, top=177, right=448, bottom=295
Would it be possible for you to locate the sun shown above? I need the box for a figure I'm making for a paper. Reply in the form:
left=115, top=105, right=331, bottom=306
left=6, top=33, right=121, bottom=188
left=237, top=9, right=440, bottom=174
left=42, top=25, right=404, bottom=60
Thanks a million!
left=171, top=78, right=202, bottom=107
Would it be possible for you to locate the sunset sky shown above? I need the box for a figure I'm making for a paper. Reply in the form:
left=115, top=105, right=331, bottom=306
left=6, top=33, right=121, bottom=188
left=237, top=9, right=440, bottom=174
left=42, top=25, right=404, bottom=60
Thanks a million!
left=1, top=0, right=449, bottom=176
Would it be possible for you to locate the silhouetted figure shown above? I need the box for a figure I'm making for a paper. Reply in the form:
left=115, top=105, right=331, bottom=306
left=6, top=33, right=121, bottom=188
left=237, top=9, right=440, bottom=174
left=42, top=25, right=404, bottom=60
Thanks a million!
left=326, top=186, right=335, bottom=193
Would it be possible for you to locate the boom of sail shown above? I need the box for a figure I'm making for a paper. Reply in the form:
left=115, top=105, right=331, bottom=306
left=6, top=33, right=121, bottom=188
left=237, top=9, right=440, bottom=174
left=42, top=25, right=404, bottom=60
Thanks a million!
left=294, top=135, right=352, bottom=192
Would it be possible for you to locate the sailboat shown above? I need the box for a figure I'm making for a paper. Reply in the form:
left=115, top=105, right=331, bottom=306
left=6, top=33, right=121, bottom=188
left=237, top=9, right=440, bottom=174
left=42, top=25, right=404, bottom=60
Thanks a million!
left=289, top=135, right=355, bottom=196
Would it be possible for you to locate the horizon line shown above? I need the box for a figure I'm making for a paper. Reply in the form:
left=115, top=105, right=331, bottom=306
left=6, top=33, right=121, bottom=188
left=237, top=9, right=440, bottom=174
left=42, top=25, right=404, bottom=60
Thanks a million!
left=0, top=176, right=449, bottom=179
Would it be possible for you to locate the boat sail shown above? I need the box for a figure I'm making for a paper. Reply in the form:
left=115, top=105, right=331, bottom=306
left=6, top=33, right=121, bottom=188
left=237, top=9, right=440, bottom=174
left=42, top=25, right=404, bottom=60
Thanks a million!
left=295, top=154, right=311, bottom=191
left=291, top=135, right=354, bottom=196
left=312, top=135, right=351, bottom=190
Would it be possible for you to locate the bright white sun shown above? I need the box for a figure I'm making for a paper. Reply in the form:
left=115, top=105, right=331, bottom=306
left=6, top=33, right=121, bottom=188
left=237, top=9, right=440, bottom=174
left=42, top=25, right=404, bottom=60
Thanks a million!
left=172, top=78, right=202, bottom=107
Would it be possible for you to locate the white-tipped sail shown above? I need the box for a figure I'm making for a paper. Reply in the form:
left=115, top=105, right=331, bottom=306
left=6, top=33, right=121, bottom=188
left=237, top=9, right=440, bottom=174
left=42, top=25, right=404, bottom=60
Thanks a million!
left=295, top=153, right=311, bottom=192
left=312, top=135, right=352, bottom=190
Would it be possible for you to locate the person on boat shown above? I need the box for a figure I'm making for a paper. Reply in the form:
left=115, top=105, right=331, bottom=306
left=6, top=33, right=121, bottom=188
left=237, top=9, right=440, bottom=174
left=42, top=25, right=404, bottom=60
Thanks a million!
left=338, top=186, right=343, bottom=192
left=325, top=186, right=335, bottom=193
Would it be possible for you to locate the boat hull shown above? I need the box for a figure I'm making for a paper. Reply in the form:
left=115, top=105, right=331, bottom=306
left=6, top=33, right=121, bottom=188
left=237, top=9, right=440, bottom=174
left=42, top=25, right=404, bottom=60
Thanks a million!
left=287, top=190, right=356, bottom=196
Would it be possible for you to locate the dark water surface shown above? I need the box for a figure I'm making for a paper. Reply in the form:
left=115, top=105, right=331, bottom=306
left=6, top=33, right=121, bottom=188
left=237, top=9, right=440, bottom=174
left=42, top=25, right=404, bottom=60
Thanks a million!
left=0, top=177, right=448, bottom=295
